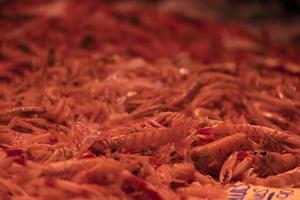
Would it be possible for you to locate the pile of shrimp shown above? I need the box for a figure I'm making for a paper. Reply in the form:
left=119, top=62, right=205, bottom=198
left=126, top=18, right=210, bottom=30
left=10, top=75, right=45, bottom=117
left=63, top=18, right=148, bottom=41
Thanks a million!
left=0, top=53, right=299, bottom=200
left=1, top=0, right=300, bottom=200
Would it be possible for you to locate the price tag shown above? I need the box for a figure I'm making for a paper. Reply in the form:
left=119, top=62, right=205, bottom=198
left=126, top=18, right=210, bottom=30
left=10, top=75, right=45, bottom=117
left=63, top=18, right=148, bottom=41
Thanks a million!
left=227, top=182, right=300, bottom=200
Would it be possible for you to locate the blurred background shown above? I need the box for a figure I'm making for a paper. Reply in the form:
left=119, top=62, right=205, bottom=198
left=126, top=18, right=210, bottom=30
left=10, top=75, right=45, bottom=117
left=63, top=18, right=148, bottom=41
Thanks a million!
left=0, top=0, right=299, bottom=67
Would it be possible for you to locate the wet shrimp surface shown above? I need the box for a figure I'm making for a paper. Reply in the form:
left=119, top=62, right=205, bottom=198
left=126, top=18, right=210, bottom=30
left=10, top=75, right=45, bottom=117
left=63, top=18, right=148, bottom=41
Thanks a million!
left=0, top=1, right=300, bottom=200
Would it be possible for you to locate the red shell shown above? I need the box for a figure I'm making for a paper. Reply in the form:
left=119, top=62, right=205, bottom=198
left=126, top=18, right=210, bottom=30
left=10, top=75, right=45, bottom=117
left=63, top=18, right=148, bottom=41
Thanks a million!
left=6, top=149, right=23, bottom=157
left=237, top=151, right=248, bottom=160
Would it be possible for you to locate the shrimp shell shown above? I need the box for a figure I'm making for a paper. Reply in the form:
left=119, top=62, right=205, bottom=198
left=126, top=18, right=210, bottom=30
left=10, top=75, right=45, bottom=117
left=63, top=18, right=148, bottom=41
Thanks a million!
left=192, top=133, right=248, bottom=171
left=194, top=172, right=217, bottom=185
left=92, top=117, right=192, bottom=152
left=244, top=167, right=300, bottom=188
left=220, top=150, right=300, bottom=183
left=41, top=158, right=108, bottom=179
left=10, top=106, right=46, bottom=115
left=72, top=161, right=121, bottom=185
left=220, top=151, right=254, bottom=183
left=210, top=123, right=300, bottom=151
left=157, top=163, right=195, bottom=183
left=255, top=151, right=300, bottom=176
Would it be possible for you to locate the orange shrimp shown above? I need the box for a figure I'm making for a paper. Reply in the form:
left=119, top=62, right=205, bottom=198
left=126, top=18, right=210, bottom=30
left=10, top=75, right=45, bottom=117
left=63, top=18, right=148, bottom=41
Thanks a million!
left=91, top=117, right=193, bottom=152
left=0, top=106, right=46, bottom=122
left=243, top=167, right=300, bottom=188
left=194, top=172, right=217, bottom=185
left=199, top=123, right=300, bottom=151
left=220, top=150, right=300, bottom=183
left=157, top=163, right=195, bottom=185
left=191, top=133, right=249, bottom=172
left=40, top=158, right=112, bottom=179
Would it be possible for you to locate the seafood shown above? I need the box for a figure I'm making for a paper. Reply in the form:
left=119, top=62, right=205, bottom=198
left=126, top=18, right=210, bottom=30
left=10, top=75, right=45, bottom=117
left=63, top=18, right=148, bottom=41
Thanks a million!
left=91, top=117, right=193, bottom=152
left=243, top=167, right=300, bottom=188
left=191, top=133, right=249, bottom=172
left=197, top=123, right=300, bottom=151
left=40, top=158, right=111, bottom=179
left=176, top=182, right=226, bottom=200
left=157, top=162, right=195, bottom=185
left=194, top=172, right=217, bottom=185
left=220, top=150, right=300, bottom=184
left=0, top=177, right=28, bottom=197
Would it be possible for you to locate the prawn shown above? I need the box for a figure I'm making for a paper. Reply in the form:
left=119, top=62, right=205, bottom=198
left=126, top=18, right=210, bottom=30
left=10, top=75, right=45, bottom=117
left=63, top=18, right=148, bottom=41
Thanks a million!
left=40, top=158, right=109, bottom=179
left=8, top=117, right=46, bottom=134
left=191, top=133, right=249, bottom=172
left=199, top=123, right=300, bottom=151
left=220, top=150, right=300, bottom=183
left=129, top=104, right=169, bottom=119
left=176, top=182, right=226, bottom=200
left=91, top=117, right=193, bottom=152
left=10, top=106, right=46, bottom=115
left=157, top=163, right=195, bottom=185
left=194, top=172, right=217, bottom=185
left=243, top=167, right=300, bottom=188
left=152, top=112, right=193, bottom=128
left=43, top=98, right=75, bottom=124
left=0, top=106, right=46, bottom=122
left=72, top=161, right=121, bottom=185
left=44, top=145, right=73, bottom=163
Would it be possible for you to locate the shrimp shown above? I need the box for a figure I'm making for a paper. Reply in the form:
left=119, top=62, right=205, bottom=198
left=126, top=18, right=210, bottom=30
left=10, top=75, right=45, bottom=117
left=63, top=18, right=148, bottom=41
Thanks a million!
left=170, top=80, right=203, bottom=109
left=72, top=161, right=121, bottom=185
left=176, top=182, right=226, bottom=200
left=220, top=151, right=253, bottom=183
left=152, top=112, right=193, bottom=128
left=199, top=123, right=300, bottom=151
left=10, top=106, right=46, bottom=115
left=43, top=98, right=75, bottom=124
left=191, top=133, right=249, bottom=172
left=194, top=172, right=217, bottom=185
left=220, top=150, right=300, bottom=183
left=91, top=117, right=193, bottom=152
left=0, top=177, right=28, bottom=197
left=24, top=144, right=73, bottom=163
left=8, top=117, right=46, bottom=134
left=40, top=158, right=110, bottom=179
left=157, top=163, right=195, bottom=185
left=129, top=104, right=169, bottom=119
left=255, top=151, right=300, bottom=176
left=0, top=106, right=46, bottom=122
left=44, top=145, right=74, bottom=163
left=243, top=167, right=300, bottom=188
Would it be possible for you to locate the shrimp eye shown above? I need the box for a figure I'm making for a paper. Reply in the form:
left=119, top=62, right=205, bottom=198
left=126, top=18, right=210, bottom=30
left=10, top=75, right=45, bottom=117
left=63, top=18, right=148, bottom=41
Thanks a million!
left=260, top=151, right=267, bottom=156
left=170, top=151, right=177, bottom=156
left=131, top=168, right=140, bottom=175
left=131, top=162, right=143, bottom=175
left=110, top=146, right=117, bottom=153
